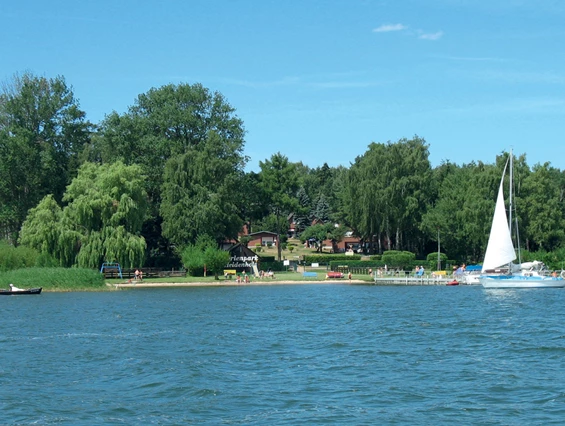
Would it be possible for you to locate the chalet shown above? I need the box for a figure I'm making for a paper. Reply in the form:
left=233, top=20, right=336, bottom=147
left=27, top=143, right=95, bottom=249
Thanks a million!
left=246, top=231, right=277, bottom=248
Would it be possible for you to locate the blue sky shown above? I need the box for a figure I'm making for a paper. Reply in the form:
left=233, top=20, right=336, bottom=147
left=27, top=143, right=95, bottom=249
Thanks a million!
left=2, top=0, right=565, bottom=171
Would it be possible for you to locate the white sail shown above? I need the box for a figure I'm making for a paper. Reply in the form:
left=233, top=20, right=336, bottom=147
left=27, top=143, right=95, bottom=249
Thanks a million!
left=481, top=167, right=516, bottom=272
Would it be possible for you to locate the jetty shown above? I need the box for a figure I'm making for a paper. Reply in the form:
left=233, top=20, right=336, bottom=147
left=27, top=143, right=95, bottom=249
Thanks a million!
left=371, top=275, right=462, bottom=286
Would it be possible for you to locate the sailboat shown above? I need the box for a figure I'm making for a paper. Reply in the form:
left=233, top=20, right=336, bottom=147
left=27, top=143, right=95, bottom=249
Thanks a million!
left=479, top=151, right=564, bottom=289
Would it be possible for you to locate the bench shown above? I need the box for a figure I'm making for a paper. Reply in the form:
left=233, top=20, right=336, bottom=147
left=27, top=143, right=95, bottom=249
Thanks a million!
left=326, top=272, right=344, bottom=279
left=224, top=269, right=237, bottom=279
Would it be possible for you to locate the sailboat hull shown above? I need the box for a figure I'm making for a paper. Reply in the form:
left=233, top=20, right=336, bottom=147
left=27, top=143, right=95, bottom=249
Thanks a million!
left=480, top=276, right=565, bottom=289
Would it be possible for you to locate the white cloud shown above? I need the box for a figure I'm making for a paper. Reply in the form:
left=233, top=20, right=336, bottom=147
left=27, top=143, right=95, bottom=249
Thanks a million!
left=419, top=31, right=444, bottom=40
left=373, top=23, right=407, bottom=33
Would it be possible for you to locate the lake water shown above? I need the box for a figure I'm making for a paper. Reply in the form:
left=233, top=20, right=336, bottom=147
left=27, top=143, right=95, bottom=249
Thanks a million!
left=1, top=284, right=565, bottom=425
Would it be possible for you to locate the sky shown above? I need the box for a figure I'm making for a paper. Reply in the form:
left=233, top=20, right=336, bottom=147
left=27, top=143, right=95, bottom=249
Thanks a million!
left=2, top=0, right=565, bottom=172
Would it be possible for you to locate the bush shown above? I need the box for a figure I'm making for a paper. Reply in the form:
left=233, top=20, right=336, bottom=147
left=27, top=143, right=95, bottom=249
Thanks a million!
left=203, top=247, right=230, bottom=279
left=426, top=252, right=448, bottom=270
left=329, top=260, right=383, bottom=269
left=239, top=236, right=252, bottom=246
left=381, top=251, right=416, bottom=269
left=0, top=242, right=40, bottom=271
left=181, top=245, right=205, bottom=276
left=259, top=261, right=285, bottom=272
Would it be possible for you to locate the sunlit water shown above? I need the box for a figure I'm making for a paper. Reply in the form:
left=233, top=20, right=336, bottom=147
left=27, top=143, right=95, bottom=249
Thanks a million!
left=1, top=284, right=565, bottom=425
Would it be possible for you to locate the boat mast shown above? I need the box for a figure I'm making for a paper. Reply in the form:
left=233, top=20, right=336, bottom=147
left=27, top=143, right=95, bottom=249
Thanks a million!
left=508, top=149, right=513, bottom=238
left=508, top=148, right=522, bottom=266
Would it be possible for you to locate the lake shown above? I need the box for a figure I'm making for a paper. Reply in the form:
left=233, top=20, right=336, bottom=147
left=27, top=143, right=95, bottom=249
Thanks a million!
left=1, top=284, right=565, bottom=425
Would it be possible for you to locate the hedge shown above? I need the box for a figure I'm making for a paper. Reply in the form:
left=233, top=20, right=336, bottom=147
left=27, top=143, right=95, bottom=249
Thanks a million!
left=303, top=254, right=361, bottom=264
left=259, top=261, right=285, bottom=272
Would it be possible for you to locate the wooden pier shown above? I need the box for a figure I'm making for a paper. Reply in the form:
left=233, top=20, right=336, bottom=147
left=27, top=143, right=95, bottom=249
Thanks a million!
left=371, top=275, right=461, bottom=286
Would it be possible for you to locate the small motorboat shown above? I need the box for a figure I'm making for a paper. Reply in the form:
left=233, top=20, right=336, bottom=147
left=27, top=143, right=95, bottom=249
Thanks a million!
left=446, top=280, right=459, bottom=286
left=0, top=286, right=42, bottom=295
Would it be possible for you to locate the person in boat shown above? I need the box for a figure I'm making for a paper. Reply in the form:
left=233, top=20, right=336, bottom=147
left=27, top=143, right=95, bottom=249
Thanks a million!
left=9, top=283, right=23, bottom=292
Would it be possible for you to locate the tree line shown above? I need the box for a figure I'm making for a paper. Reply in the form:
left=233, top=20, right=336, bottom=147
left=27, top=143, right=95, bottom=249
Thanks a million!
left=1, top=72, right=564, bottom=270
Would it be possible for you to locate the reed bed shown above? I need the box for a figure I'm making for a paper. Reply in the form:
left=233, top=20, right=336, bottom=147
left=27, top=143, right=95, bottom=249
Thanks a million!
left=0, top=267, right=106, bottom=291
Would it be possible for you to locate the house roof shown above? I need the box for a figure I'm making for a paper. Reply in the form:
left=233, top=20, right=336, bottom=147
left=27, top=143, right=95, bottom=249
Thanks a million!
left=228, top=243, right=258, bottom=257
left=247, top=231, right=277, bottom=237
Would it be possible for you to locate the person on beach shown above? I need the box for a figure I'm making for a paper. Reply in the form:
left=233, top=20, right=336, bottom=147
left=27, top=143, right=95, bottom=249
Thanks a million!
left=134, top=269, right=140, bottom=280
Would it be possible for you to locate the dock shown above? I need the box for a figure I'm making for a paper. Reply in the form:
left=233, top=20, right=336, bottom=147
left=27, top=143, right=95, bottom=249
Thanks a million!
left=371, top=275, right=461, bottom=286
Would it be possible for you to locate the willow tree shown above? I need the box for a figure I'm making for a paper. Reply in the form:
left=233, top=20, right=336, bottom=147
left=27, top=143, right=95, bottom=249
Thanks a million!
left=341, top=137, right=432, bottom=254
left=20, top=161, right=147, bottom=268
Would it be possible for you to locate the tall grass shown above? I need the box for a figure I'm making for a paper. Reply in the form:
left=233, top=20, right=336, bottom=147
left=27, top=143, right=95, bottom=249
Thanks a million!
left=0, top=268, right=106, bottom=291
left=0, top=241, right=39, bottom=271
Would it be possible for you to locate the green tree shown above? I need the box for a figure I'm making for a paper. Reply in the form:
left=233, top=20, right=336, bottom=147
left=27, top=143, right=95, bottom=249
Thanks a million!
left=300, top=223, right=345, bottom=253
left=20, top=162, right=147, bottom=268
left=294, top=186, right=311, bottom=235
left=521, top=162, right=565, bottom=251
left=181, top=244, right=205, bottom=276
left=259, top=153, right=300, bottom=260
left=0, top=72, right=92, bottom=242
left=239, top=171, right=269, bottom=234
left=341, top=137, right=432, bottom=254
left=160, top=131, right=246, bottom=247
left=421, top=161, right=498, bottom=262
left=203, top=247, right=231, bottom=279
left=312, top=193, right=332, bottom=223
left=96, top=82, right=247, bottom=263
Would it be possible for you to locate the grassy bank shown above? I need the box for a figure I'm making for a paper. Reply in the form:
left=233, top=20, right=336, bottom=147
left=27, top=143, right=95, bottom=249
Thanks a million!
left=0, top=267, right=106, bottom=292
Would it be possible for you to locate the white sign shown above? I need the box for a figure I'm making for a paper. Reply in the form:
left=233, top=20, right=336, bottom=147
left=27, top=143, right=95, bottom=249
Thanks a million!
left=284, top=260, right=290, bottom=266
left=312, top=263, right=319, bottom=268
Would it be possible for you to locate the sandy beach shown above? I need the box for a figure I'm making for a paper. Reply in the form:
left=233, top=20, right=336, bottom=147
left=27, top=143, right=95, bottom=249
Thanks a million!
left=109, top=279, right=367, bottom=289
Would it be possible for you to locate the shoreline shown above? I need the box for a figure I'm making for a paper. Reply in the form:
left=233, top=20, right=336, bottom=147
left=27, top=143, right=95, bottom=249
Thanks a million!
left=108, top=279, right=368, bottom=288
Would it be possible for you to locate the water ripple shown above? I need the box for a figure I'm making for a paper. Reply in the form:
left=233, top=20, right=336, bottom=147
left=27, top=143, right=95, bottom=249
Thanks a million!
left=1, top=286, right=565, bottom=424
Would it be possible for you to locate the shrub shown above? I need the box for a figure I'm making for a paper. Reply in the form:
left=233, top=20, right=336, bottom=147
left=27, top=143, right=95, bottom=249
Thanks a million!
left=381, top=251, right=416, bottom=269
left=0, top=241, right=40, bottom=272
left=181, top=245, right=205, bottom=276
left=426, top=252, right=448, bottom=270
left=303, top=254, right=361, bottom=264
left=259, top=261, right=285, bottom=272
